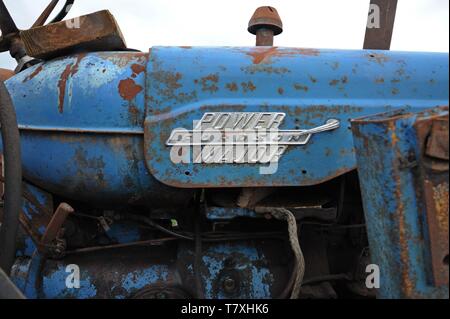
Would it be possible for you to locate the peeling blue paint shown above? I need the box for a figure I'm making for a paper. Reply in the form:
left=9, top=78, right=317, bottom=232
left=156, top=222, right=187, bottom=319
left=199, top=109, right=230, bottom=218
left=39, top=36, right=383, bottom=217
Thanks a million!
left=42, top=266, right=97, bottom=299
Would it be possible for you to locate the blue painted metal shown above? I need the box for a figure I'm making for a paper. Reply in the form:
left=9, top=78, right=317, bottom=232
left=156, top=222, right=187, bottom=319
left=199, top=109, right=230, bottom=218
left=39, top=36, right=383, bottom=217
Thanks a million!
left=1, top=48, right=447, bottom=208
left=351, top=106, right=449, bottom=299
left=145, top=47, right=448, bottom=188
left=199, top=244, right=273, bottom=299
left=1, top=47, right=448, bottom=299
left=206, top=207, right=258, bottom=220
left=10, top=239, right=283, bottom=299
left=3, top=51, right=193, bottom=208
left=15, top=182, right=54, bottom=257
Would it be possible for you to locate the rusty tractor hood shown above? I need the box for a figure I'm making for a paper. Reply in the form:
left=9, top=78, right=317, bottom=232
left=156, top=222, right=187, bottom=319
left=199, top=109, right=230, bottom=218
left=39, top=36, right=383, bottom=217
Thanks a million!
left=3, top=47, right=449, bottom=199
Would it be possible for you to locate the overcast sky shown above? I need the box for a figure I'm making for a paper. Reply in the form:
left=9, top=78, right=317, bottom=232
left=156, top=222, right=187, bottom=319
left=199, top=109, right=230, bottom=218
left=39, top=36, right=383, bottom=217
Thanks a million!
left=1, top=0, right=448, bottom=69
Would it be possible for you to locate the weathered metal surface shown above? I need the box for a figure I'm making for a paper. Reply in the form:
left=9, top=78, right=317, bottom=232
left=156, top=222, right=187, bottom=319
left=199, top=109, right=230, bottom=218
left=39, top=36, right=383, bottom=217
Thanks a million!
left=14, top=181, right=54, bottom=257
left=0, top=68, right=15, bottom=81
left=145, top=47, right=448, bottom=188
left=351, top=106, right=449, bottom=299
left=40, top=203, right=74, bottom=257
left=4, top=51, right=194, bottom=208
left=248, top=6, right=283, bottom=46
left=206, top=207, right=258, bottom=220
left=413, top=113, right=449, bottom=287
left=21, top=10, right=126, bottom=60
left=11, top=240, right=287, bottom=299
left=3, top=48, right=449, bottom=202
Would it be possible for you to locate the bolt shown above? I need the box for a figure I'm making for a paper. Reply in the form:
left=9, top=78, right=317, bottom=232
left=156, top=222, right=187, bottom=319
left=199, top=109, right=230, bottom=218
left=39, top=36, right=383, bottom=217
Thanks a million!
left=223, top=276, right=237, bottom=293
left=248, top=6, right=283, bottom=46
left=155, top=292, right=168, bottom=299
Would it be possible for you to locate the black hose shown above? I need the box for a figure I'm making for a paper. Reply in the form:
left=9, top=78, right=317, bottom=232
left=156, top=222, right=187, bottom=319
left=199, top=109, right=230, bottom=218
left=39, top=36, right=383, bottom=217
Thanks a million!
left=0, top=81, right=22, bottom=274
left=194, top=198, right=204, bottom=299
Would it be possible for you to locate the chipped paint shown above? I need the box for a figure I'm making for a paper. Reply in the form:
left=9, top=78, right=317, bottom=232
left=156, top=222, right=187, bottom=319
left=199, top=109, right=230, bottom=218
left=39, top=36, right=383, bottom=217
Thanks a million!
left=118, top=78, right=143, bottom=101
left=351, top=107, right=449, bottom=298
left=244, top=47, right=320, bottom=64
left=143, top=47, right=448, bottom=189
left=57, top=53, right=87, bottom=113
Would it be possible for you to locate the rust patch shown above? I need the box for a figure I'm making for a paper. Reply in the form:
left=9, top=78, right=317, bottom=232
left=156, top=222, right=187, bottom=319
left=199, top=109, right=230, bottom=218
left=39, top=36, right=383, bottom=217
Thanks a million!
left=247, top=47, right=278, bottom=64
left=0, top=68, right=15, bottom=81
left=375, top=77, right=385, bottom=84
left=23, top=65, right=44, bottom=83
left=367, top=53, right=389, bottom=64
left=293, top=48, right=321, bottom=56
left=57, top=53, right=86, bottom=113
left=241, top=65, right=290, bottom=75
left=241, top=81, right=256, bottom=93
left=329, top=79, right=340, bottom=86
left=308, top=75, right=317, bottom=83
left=58, top=65, right=72, bottom=113
left=329, top=76, right=348, bottom=88
left=200, top=74, right=219, bottom=93
left=118, top=78, right=143, bottom=101
left=245, top=47, right=320, bottom=64
left=277, top=87, right=284, bottom=95
left=96, top=52, right=148, bottom=69
left=131, top=63, right=145, bottom=76
left=433, top=183, right=449, bottom=232
left=154, top=71, right=182, bottom=93
left=150, top=66, right=195, bottom=110
left=226, top=82, right=238, bottom=92
left=128, top=105, right=140, bottom=126
left=294, top=84, right=308, bottom=92
left=414, top=112, right=449, bottom=287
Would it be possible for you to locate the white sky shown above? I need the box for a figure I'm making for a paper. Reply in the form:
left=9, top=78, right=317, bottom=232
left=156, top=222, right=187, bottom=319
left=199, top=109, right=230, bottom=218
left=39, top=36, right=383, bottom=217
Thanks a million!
left=1, top=0, right=449, bottom=69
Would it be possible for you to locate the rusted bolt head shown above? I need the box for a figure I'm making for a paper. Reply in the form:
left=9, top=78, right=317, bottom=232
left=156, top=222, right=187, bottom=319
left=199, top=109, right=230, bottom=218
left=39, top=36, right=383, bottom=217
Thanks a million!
left=248, top=6, right=283, bottom=35
left=223, top=276, right=237, bottom=293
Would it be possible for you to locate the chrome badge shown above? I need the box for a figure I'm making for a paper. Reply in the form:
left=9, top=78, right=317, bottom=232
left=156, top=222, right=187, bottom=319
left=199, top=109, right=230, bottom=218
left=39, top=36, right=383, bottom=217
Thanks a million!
left=166, top=112, right=340, bottom=165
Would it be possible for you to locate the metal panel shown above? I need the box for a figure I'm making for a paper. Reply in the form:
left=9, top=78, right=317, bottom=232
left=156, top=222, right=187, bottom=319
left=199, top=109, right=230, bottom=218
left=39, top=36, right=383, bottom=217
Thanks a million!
left=145, top=47, right=448, bottom=188
left=3, top=48, right=449, bottom=200
left=413, top=113, right=449, bottom=287
left=4, top=52, right=193, bottom=207
left=351, top=106, right=449, bottom=299
left=11, top=240, right=287, bottom=299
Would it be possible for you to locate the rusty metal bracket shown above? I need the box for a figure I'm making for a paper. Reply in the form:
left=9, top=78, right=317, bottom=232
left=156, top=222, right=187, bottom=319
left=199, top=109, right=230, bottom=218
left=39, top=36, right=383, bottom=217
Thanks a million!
left=21, top=10, right=127, bottom=60
left=351, top=106, right=449, bottom=298
left=1, top=175, right=73, bottom=258
left=413, top=111, right=449, bottom=287
left=40, top=203, right=74, bottom=258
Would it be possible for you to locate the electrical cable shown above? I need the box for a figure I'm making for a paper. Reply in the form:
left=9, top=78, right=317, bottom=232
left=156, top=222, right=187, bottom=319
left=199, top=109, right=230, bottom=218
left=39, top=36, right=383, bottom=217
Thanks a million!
left=255, top=207, right=305, bottom=299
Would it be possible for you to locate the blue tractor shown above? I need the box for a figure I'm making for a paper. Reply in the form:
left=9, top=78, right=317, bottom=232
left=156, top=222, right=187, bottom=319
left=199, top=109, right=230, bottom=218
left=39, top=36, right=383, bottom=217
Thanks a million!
left=0, top=0, right=448, bottom=299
